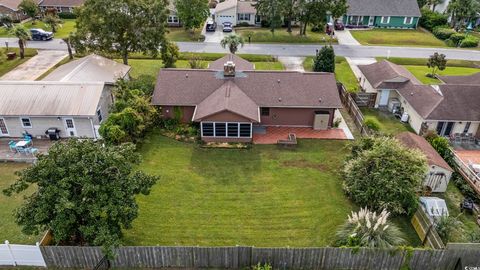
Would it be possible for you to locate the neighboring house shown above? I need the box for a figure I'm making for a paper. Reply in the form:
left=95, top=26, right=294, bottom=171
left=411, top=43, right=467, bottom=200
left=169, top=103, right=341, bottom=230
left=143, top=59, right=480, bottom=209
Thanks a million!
left=38, top=0, right=85, bottom=14
left=343, top=0, right=421, bottom=29
left=358, top=60, right=480, bottom=138
left=0, top=0, right=42, bottom=21
left=166, top=1, right=181, bottom=27
left=42, top=54, right=131, bottom=85
left=0, top=81, right=112, bottom=139
left=214, top=0, right=257, bottom=26
left=153, top=56, right=342, bottom=143
left=397, top=132, right=453, bottom=193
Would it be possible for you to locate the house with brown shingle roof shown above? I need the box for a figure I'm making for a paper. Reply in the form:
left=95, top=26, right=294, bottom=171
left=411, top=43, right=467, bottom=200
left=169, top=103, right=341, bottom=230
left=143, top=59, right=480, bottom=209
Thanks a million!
left=38, top=0, right=85, bottom=14
left=153, top=56, right=343, bottom=143
left=396, top=132, right=453, bottom=192
left=358, top=60, right=480, bottom=140
left=0, top=0, right=42, bottom=21
left=439, top=72, right=480, bottom=85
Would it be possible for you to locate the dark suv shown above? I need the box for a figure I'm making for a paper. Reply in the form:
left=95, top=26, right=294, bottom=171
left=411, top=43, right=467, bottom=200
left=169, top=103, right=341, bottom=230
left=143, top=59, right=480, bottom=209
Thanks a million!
left=30, top=28, right=54, bottom=41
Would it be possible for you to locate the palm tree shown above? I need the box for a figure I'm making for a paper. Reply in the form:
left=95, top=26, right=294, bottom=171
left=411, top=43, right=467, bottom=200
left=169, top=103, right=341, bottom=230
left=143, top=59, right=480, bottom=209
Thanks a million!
left=43, top=14, right=62, bottom=33
left=335, top=208, right=405, bottom=248
left=220, top=34, right=245, bottom=54
left=10, top=25, right=30, bottom=59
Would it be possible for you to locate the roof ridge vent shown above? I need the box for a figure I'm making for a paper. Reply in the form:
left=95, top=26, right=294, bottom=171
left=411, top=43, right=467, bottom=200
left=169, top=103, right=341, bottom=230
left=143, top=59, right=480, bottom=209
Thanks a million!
left=225, top=83, right=231, bottom=97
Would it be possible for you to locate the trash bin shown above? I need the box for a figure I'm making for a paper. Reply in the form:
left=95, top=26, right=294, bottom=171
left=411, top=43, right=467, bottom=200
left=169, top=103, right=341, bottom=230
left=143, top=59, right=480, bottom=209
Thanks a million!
left=45, top=128, right=60, bottom=140
left=7, top=52, right=16, bottom=60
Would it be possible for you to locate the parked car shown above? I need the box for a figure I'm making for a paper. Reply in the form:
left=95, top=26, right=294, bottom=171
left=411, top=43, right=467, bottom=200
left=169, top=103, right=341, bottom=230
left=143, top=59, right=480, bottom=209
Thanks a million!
left=222, top=22, right=233, bottom=32
left=334, top=21, right=344, bottom=30
left=206, top=20, right=216, bottom=32
left=30, top=29, right=54, bottom=41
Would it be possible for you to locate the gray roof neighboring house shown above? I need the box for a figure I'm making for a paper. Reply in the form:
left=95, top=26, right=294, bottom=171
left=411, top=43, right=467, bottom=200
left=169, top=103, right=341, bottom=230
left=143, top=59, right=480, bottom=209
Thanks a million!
left=208, top=54, right=255, bottom=71
left=438, top=72, right=480, bottom=85
left=215, top=0, right=237, bottom=12
left=42, top=54, right=131, bottom=84
left=39, top=0, right=85, bottom=7
left=237, top=0, right=256, bottom=14
left=0, top=81, right=104, bottom=116
left=0, top=0, right=41, bottom=11
left=358, top=60, right=421, bottom=89
left=346, top=0, right=421, bottom=17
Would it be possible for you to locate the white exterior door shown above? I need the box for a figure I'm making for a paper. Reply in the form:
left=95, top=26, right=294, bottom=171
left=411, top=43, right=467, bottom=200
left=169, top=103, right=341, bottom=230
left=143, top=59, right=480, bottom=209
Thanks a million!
left=64, top=118, right=77, bottom=137
left=0, top=118, right=9, bottom=137
left=379, top=90, right=390, bottom=106
left=369, top=16, right=375, bottom=26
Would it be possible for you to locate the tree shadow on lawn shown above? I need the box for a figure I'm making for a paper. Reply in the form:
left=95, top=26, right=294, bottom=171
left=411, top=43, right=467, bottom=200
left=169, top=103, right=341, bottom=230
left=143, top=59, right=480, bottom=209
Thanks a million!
left=190, top=146, right=262, bottom=185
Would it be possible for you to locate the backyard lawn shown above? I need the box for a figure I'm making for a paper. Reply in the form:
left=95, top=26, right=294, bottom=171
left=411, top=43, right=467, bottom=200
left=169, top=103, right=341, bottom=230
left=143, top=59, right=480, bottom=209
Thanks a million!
left=350, top=29, right=447, bottom=47
left=361, top=108, right=413, bottom=135
left=303, top=56, right=358, bottom=92
left=0, top=19, right=76, bottom=38
left=0, top=48, right=38, bottom=77
left=403, top=65, right=480, bottom=84
left=0, top=163, right=39, bottom=244
left=122, top=131, right=420, bottom=246
left=236, top=27, right=336, bottom=44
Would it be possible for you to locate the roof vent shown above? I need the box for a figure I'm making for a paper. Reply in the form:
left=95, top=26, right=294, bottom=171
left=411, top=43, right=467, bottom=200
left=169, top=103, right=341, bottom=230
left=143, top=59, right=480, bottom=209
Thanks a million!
left=224, top=61, right=235, bottom=77
left=410, top=92, right=414, bottom=96
left=185, top=73, right=189, bottom=78
left=277, top=79, right=280, bottom=83
left=278, top=97, right=282, bottom=102
left=318, top=98, right=322, bottom=103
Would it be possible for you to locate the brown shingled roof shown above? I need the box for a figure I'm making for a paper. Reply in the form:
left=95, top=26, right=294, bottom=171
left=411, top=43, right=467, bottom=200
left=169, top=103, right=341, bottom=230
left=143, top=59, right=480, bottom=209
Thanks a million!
left=439, top=72, right=480, bottom=85
left=208, top=54, right=255, bottom=71
left=39, top=0, right=85, bottom=7
left=396, top=132, right=453, bottom=171
left=152, top=69, right=342, bottom=109
left=358, top=60, right=421, bottom=89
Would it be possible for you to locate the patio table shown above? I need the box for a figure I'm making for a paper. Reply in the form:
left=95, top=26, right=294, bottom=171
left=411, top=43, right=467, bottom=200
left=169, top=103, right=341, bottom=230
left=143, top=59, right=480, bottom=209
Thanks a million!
left=15, top=140, right=29, bottom=148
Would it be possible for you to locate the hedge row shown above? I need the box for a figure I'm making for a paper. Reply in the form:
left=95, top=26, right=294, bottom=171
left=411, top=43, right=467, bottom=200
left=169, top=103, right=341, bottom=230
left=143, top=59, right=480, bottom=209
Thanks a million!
left=433, top=27, right=479, bottom=48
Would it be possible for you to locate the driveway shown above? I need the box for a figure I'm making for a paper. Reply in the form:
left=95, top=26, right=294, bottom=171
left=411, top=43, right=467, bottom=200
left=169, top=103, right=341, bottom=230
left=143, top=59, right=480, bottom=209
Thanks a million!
left=335, top=30, right=361, bottom=46
left=1, top=50, right=67, bottom=81
left=204, top=27, right=234, bottom=43
left=278, top=56, right=305, bottom=72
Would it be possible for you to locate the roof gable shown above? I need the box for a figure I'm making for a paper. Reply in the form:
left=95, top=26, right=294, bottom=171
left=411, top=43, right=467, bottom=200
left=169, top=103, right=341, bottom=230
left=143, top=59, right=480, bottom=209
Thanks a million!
left=215, top=0, right=237, bottom=12
left=359, top=60, right=421, bottom=89
left=209, top=54, right=255, bottom=71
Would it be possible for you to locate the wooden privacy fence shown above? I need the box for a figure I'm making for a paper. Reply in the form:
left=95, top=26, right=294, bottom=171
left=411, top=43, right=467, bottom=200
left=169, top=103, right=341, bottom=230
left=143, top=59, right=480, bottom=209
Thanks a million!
left=338, top=84, right=372, bottom=137
left=41, top=245, right=480, bottom=269
left=411, top=207, right=445, bottom=249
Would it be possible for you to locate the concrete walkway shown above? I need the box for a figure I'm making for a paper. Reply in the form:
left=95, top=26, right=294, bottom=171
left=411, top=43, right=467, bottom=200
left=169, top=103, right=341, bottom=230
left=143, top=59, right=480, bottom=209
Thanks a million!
left=345, top=57, right=377, bottom=81
left=1, top=50, right=67, bottom=81
left=278, top=56, right=305, bottom=72
left=334, top=109, right=355, bottom=140
left=335, top=30, right=361, bottom=46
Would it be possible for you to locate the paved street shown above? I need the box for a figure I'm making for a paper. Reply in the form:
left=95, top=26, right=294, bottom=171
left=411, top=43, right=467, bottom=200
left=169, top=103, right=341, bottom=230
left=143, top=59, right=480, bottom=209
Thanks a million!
left=2, top=37, right=480, bottom=61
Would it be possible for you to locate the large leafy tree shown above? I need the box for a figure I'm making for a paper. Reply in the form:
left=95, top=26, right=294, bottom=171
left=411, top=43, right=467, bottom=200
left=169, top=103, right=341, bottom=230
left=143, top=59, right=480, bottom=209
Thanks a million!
left=220, top=34, right=245, bottom=54
left=427, top=52, right=447, bottom=78
left=298, top=0, right=341, bottom=35
left=10, top=25, right=30, bottom=59
left=336, top=208, right=405, bottom=248
left=3, top=140, right=158, bottom=256
left=43, top=14, right=62, bottom=33
left=447, top=0, right=480, bottom=28
left=255, top=0, right=283, bottom=34
left=343, top=136, right=427, bottom=215
left=18, top=0, right=39, bottom=23
left=313, top=45, right=335, bottom=72
left=279, top=0, right=299, bottom=33
left=175, top=0, right=209, bottom=32
left=72, top=0, right=169, bottom=65
left=160, top=40, right=180, bottom=68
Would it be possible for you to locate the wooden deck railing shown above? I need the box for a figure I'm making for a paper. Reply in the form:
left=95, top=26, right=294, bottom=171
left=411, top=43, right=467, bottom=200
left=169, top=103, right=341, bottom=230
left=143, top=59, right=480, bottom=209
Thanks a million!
left=452, top=151, right=480, bottom=195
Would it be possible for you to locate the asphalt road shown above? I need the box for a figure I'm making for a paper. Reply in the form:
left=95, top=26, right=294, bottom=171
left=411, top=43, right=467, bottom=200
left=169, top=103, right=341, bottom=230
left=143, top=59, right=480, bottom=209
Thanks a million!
left=2, top=37, right=480, bottom=61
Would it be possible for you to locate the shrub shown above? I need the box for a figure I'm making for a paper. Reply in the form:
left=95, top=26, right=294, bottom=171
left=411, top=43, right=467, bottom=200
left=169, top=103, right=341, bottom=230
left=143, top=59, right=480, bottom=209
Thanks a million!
left=419, top=8, right=448, bottom=31
left=433, top=27, right=456, bottom=40
left=445, top=39, right=457, bottom=47
left=363, top=116, right=381, bottom=132
left=343, top=136, right=428, bottom=215
left=58, top=12, right=76, bottom=19
left=435, top=214, right=460, bottom=244
left=460, top=36, right=479, bottom=48
left=236, top=22, right=251, bottom=27
left=313, top=45, right=335, bottom=72
left=253, top=263, right=272, bottom=270
left=448, top=33, right=466, bottom=44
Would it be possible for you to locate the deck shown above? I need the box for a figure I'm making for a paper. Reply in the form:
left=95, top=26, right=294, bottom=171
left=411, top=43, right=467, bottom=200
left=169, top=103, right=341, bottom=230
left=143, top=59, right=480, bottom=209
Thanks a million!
left=0, top=138, right=54, bottom=163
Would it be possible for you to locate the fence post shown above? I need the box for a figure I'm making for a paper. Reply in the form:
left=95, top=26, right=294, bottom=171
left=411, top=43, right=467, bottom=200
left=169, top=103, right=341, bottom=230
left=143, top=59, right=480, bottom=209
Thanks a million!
left=4, top=240, right=16, bottom=267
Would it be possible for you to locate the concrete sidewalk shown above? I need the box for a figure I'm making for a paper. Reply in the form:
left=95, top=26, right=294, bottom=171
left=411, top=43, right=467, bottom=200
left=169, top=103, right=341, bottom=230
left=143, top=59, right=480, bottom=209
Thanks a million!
left=1, top=50, right=67, bottom=81
left=335, top=30, right=361, bottom=46
left=278, top=56, right=305, bottom=72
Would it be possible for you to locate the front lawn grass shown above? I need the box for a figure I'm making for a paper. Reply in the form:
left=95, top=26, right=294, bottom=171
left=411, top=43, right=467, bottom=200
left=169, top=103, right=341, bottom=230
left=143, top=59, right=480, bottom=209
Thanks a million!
left=361, top=108, right=413, bottom=135
left=376, top=57, right=480, bottom=68
left=236, top=27, right=337, bottom=44
left=403, top=65, right=480, bottom=84
left=0, top=163, right=39, bottom=244
left=122, top=131, right=419, bottom=246
left=0, top=19, right=76, bottom=38
left=167, top=27, right=205, bottom=42
left=303, top=56, right=359, bottom=92
left=0, top=48, right=38, bottom=77
left=350, top=28, right=447, bottom=47
left=253, top=61, right=284, bottom=70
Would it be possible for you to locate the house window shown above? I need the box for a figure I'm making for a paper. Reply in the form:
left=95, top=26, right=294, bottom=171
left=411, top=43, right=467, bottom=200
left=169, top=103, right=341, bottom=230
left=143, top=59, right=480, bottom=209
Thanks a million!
left=214, top=122, right=227, bottom=137
left=404, top=17, right=413, bottom=24
left=201, top=122, right=252, bottom=138
left=56, top=7, right=62, bottom=13
left=97, top=109, right=103, bottom=123
left=66, top=119, right=75, bottom=129
left=261, top=107, right=270, bottom=116
left=202, top=123, right=214, bottom=136
left=168, top=15, right=178, bottom=23
left=464, top=122, right=471, bottom=133
left=227, top=123, right=239, bottom=137
left=381, top=16, right=390, bottom=24
left=239, top=124, right=251, bottom=137
left=21, top=117, right=32, bottom=128
left=238, top=13, right=251, bottom=21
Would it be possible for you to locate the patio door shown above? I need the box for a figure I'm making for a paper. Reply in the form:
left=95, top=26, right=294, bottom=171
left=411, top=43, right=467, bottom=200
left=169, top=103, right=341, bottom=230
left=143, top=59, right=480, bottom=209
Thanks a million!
left=0, top=118, right=9, bottom=137
left=368, top=16, right=375, bottom=26
left=436, top=121, right=455, bottom=137
left=64, top=118, right=77, bottom=137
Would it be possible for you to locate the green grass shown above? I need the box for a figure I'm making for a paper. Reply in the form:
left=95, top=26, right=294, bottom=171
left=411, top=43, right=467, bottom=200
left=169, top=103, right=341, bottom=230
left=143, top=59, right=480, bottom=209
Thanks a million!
left=350, top=28, right=447, bottom=47
left=253, top=61, right=284, bottom=70
left=0, top=48, right=38, bottom=77
left=236, top=27, right=337, bottom=44
left=440, top=183, right=480, bottom=243
left=122, top=131, right=419, bottom=246
left=360, top=108, right=413, bottom=135
left=0, top=163, right=40, bottom=244
left=403, top=65, right=480, bottom=84
left=167, top=27, right=205, bottom=42
left=0, top=19, right=76, bottom=38
left=376, top=57, right=480, bottom=68
left=303, top=56, right=359, bottom=92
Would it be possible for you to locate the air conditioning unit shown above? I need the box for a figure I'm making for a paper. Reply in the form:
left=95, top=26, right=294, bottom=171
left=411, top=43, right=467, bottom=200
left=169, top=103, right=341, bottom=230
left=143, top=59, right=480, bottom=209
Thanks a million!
left=388, top=98, right=401, bottom=113
left=401, top=112, right=409, bottom=123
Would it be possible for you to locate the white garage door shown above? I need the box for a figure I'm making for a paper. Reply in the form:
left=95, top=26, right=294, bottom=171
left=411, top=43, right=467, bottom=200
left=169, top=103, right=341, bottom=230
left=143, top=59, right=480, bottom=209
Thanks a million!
left=216, top=14, right=235, bottom=26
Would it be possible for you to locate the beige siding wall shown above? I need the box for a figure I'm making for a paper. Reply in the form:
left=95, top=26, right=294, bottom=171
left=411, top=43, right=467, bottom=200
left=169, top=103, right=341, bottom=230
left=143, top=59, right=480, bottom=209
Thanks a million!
left=216, top=7, right=236, bottom=25
left=1, top=116, right=95, bottom=138
left=237, top=13, right=256, bottom=25
left=397, top=93, right=425, bottom=133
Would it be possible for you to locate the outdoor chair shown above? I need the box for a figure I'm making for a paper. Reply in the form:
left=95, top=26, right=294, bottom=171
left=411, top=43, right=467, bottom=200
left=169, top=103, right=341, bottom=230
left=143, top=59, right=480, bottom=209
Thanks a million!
left=8, top=141, right=17, bottom=152
left=16, top=147, right=26, bottom=154
left=453, top=133, right=462, bottom=144
left=27, top=148, right=39, bottom=156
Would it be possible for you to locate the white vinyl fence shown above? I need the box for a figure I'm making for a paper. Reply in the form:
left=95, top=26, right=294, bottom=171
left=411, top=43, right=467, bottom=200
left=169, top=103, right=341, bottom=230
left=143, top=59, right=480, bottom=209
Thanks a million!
left=0, top=241, right=46, bottom=267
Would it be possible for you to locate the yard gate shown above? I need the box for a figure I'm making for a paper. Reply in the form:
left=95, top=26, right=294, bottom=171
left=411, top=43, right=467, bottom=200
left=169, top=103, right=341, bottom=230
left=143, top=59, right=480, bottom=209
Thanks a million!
left=0, top=241, right=46, bottom=267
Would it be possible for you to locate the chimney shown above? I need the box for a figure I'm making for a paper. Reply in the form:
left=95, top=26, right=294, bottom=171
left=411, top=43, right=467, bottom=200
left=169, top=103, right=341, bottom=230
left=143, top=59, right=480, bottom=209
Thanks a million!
left=224, top=61, right=236, bottom=77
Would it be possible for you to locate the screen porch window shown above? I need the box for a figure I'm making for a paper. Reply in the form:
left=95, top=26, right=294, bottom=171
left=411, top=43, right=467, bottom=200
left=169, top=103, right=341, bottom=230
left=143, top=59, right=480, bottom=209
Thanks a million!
left=404, top=17, right=413, bottom=24
left=260, top=107, right=270, bottom=116
left=381, top=16, right=390, bottom=24
left=201, top=122, right=252, bottom=138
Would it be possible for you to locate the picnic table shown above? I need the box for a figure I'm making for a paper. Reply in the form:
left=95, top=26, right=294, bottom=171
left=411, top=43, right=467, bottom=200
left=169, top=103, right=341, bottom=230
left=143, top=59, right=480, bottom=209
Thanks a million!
left=15, top=140, right=30, bottom=148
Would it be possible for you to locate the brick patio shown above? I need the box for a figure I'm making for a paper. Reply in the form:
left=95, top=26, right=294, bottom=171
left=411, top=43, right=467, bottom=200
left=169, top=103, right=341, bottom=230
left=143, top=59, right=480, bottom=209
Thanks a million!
left=0, top=138, right=54, bottom=162
left=252, top=127, right=347, bottom=144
